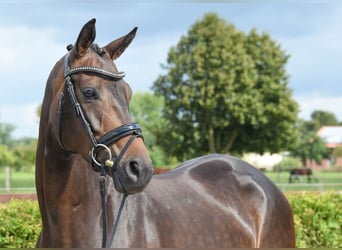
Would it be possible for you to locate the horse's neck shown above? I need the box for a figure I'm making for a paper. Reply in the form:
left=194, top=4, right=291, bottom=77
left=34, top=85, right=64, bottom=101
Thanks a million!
left=37, top=139, right=120, bottom=247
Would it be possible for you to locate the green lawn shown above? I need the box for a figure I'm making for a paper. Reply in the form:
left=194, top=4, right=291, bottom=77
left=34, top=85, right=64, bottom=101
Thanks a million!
left=265, top=171, right=342, bottom=192
left=0, top=170, right=35, bottom=193
left=1, top=168, right=342, bottom=193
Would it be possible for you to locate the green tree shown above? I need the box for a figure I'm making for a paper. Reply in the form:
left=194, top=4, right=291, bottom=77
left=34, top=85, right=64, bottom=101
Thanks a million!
left=290, top=110, right=340, bottom=167
left=153, top=13, right=299, bottom=160
left=0, top=122, right=37, bottom=170
left=310, top=110, right=339, bottom=131
left=0, top=145, right=15, bottom=167
left=296, top=132, right=328, bottom=166
left=291, top=119, right=329, bottom=166
left=129, top=92, right=173, bottom=167
left=130, top=92, right=165, bottom=145
left=332, top=146, right=342, bottom=159
left=12, top=138, right=37, bottom=171
left=0, top=123, right=15, bottom=147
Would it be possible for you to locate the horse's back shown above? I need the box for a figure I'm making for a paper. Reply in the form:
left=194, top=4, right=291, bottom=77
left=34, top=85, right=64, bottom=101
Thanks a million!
left=155, top=153, right=284, bottom=199
left=144, top=154, right=295, bottom=247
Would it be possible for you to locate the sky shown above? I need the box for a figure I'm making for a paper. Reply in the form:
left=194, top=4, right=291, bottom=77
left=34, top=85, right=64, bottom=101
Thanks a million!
left=0, top=0, right=341, bottom=139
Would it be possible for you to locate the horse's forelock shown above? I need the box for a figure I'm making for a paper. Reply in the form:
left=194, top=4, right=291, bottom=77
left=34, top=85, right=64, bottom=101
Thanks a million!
left=91, top=43, right=106, bottom=56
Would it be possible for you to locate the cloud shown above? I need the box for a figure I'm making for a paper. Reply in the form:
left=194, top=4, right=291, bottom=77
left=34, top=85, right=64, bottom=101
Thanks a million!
left=296, top=95, right=342, bottom=121
left=279, top=3, right=342, bottom=97
left=0, top=22, right=180, bottom=139
left=0, top=102, right=40, bottom=139
left=0, top=24, right=65, bottom=138
left=0, top=25, right=61, bottom=69
left=114, top=32, right=180, bottom=92
left=0, top=24, right=65, bottom=103
left=1, top=2, right=342, bottom=140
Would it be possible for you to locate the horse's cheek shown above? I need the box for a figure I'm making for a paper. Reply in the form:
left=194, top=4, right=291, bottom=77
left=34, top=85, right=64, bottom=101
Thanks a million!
left=86, top=110, right=102, bottom=131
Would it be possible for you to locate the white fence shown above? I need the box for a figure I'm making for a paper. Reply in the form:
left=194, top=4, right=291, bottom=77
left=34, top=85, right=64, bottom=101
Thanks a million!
left=276, top=182, right=342, bottom=192
left=0, top=187, right=36, bottom=192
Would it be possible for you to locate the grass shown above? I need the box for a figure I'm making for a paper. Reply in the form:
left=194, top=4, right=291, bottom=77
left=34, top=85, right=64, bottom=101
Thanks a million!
left=265, top=171, right=342, bottom=192
left=266, top=170, right=342, bottom=183
left=1, top=167, right=342, bottom=193
left=0, top=170, right=35, bottom=193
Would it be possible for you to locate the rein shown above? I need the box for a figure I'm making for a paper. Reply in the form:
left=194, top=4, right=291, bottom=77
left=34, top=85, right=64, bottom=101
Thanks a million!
left=57, top=52, right=143, bottom=247
left=99, top=163, right=128, bottom=248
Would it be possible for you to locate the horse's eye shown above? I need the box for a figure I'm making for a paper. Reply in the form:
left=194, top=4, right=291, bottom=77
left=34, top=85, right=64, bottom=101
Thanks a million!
left=83, top=88, right=97, bottom=100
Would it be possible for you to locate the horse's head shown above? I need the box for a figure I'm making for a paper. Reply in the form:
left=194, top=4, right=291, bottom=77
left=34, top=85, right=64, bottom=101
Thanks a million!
left=53, top=19, right=153, bottom=194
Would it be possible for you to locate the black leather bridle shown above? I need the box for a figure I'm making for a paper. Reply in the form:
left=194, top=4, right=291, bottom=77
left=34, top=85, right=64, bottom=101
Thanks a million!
left=58, top=52, right=143, bottom=173
left=57, top=51, right=143, bottom=247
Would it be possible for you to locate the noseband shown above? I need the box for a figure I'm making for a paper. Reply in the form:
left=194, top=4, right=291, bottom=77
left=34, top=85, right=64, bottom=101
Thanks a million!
left=57, top=52, right=143, bottom=247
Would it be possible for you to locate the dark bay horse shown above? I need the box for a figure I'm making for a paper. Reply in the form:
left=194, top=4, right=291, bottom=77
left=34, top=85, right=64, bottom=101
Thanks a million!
left=35, top=19, right=295, bottom=248
left=289, top=167, right=318, bottom=183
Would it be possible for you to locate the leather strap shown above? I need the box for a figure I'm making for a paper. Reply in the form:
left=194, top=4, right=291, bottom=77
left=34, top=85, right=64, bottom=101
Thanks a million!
left=58, top=51, right=141, bottom=248
left=97, top=123, right=142, bottom=146
left=64, top=53, right=125, bottom=80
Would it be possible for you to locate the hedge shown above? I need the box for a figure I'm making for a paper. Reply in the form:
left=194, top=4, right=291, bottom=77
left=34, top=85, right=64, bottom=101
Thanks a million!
left=0, top=199, right=40, bottom=248
left=0, top=192, right=341, bottom=248
left=287, top=191, right=342, bottom=248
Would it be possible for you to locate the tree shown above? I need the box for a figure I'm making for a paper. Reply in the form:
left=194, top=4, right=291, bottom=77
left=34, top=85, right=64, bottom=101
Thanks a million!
left=332, top=146, right=342, bottom=160
left=153, top=13, right=299, bottom=160
left=291, top=127, right=328, bottom=166
left=0, top=121, right=37, bottom=170
left=0, top=123, right=15, bottom=147
left=310, top=110, right=339, bottom=131
left=0, top=123, right=16, bottom=167
left=291, top=110, right=339, bottom=167
left=129, top=92, right=174, bottom=167
left=130, top=92, right=165, bottom=144
left=0, top=145, right=15, bottom=167
left=12, top=138, right=37, bottom=171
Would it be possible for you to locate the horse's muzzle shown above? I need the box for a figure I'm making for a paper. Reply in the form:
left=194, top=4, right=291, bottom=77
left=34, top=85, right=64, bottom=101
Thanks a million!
left=113, top=157, right=153, bottom=194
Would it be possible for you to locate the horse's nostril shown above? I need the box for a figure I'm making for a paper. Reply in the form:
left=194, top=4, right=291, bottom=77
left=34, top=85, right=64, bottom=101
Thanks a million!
left=126, top=160, right=141, bottom=182
left=130, top=161, right=140, bottom=176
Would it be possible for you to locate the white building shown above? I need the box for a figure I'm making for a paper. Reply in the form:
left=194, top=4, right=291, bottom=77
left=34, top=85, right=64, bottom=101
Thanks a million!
left=242, top=152, right=283, bottom=171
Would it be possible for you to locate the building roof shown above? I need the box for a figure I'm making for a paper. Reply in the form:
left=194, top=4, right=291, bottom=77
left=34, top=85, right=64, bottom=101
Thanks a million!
left=317, top=126, right=342, bottom=148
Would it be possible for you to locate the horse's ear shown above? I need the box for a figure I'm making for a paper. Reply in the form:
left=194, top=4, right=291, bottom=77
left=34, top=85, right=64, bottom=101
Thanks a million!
left=74, top=18, right=96, bottom=57
left=104, top=27, right=137, bottom=60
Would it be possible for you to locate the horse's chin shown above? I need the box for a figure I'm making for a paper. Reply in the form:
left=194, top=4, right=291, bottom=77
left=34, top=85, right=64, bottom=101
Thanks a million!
left=112, top=173, right=145, bottom=195
left=111, top=174, right=126, bottom=194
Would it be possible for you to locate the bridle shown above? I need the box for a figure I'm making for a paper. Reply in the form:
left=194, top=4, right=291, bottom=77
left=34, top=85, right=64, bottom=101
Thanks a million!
left=58, top=52, right=143, bottom=173
left=57, top=51, right=143, bottom=247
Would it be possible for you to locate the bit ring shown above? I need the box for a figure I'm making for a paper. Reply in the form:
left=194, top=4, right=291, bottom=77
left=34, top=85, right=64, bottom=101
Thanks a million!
left=91, top=144, right=113, bottom=167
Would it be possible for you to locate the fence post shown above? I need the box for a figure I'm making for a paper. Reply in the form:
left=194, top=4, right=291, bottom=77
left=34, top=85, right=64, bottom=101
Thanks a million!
left=5, top=166, right=10, bottom=192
